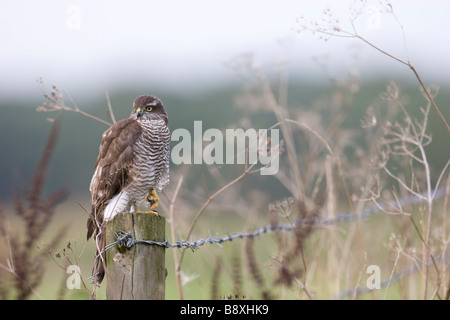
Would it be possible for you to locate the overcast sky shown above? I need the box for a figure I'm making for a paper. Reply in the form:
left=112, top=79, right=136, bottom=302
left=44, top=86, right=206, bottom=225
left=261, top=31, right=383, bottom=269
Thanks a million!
left=1, top=0, right=449, bottom=100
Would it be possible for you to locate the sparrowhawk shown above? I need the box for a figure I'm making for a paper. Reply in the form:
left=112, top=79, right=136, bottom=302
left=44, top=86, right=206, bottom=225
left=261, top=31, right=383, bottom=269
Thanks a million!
left=87, top=95, right=170, bottom=284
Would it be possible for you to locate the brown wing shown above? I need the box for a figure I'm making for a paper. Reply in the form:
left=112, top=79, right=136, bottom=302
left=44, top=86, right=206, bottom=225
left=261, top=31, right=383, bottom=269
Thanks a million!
left=87, top=118, right=142, bottom=240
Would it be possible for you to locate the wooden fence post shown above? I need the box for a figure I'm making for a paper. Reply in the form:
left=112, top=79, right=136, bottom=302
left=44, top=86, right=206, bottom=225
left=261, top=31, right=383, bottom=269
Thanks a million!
left=105, top=212, right=165, bottom=300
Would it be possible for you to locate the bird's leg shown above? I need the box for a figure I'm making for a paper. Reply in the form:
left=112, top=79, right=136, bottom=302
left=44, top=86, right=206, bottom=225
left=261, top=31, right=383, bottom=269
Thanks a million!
left=144, top=189, right=160, bottom=215
left=134, top=190, right=159, bottom=216
left=147, top=189, right=159, bottom=210
left=136, top=206, right=159, bottom=216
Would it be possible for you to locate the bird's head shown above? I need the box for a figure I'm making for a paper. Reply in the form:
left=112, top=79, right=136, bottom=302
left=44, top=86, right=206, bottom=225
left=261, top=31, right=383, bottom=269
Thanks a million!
left=132, top=95, right=168, bottom=124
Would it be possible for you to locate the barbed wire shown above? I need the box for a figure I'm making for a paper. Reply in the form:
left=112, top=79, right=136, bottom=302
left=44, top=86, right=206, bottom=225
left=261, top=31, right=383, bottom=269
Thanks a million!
left=102, top=186, right=448, bottom=254
left=96, top=186, right=449, bottom=299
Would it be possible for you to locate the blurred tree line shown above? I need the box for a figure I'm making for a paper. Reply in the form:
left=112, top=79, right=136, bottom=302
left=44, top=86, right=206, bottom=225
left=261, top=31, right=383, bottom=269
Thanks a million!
left=0, top=80, right=448, bottom=205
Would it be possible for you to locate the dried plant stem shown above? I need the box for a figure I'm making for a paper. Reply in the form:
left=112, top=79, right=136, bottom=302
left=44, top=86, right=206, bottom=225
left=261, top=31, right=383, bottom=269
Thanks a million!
left=0, top=262, right=44, bottom=300
left=168, top=176, right=184, bottom=300
left=178, top=162, right=258, bottom=269
left=327, top=24, right=449, bottom=133
left=443, top=174, right=450, bottom=300
left=253, top=66, right=303, bottom=197
left=418, top=133, right=433, bottom=299
left=354, top=33, right=449, bottom=133
left=105, top=90, right=116, bottom=124
left=0, top=116, right=67, bottom=299
left=294, top=276, right=313, bottom=300
left=58, top=105, right=112, bottom=127
left=301, top=6, right=449, bottom=133
left=407, top=215, right=441, bottom=299
left=384, top=248, right=401, bottom=299
left=284, top=118, right=367, bottom=263
left=37, top=80, right=113, bottom=127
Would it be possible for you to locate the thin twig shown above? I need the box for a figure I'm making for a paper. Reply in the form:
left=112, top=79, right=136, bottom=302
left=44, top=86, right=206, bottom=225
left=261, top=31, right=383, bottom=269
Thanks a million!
left=299, top=8, right=449, bottom=133
left=37, top=80, right=113, bottom=127
left=169, top=176, right=184, bottom=300
left=177, top=162, right=258, bottom=269
left=294, top=277, right=313, bottom=300
left=284, top=118, right=367, bottom=265
left=0, top=262, right=44, bottom=300
left=105, top=90, right=116, bottom=124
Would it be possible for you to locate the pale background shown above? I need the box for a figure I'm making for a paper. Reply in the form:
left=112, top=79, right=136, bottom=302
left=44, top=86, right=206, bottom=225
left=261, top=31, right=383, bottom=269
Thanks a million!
left=1, top=0, right=449, bottom=100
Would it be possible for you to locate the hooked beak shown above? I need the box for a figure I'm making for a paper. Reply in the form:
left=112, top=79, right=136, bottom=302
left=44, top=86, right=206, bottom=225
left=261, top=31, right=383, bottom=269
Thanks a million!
left=136, top=107, right=143, bottom=118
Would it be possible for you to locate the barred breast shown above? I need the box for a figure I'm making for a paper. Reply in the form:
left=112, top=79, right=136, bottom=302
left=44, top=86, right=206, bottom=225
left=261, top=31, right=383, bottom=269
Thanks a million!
left=127, top=118, right=170, bottom=206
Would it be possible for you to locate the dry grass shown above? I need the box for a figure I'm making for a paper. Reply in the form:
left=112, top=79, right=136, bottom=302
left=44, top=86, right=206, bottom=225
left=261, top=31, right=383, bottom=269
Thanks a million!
left=0, top=118, right=68, bottom=299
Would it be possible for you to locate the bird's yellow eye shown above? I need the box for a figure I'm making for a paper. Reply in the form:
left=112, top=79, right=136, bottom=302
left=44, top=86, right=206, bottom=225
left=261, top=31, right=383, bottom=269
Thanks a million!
left=146, top=106, right=152, bottom=112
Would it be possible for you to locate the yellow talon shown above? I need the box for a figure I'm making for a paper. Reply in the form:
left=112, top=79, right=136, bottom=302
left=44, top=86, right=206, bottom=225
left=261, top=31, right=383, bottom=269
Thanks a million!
left=146, top=189, right=160, bottom=211
left=136, top=206, right=159, bottom=216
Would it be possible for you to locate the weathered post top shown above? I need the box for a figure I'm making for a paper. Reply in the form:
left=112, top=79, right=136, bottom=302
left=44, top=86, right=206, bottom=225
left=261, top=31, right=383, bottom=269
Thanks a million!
left=105, top=212, right=165, bottom=300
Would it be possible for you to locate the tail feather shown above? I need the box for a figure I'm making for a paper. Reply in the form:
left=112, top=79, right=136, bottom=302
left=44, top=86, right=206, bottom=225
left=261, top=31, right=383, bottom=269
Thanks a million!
left=88, top=192, right=129, bottom=285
